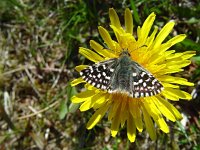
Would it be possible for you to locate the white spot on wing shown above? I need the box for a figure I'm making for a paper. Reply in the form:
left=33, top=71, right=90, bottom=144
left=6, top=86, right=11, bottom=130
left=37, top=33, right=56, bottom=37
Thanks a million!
left=134, top=92, right=139, bottom=98
left=97, top=73, right=101, bottom=78
left=132, top=73, right=137, bottom=77
left=152, top=79, right=157, bottom=85
left=139, top=79, right=143, bottom=83
left=110, top=68, right=114, bottom=72
left=141, top=72, right=146, bottom=77
left=140, top=92, right=144, bottom=97
left=105, top=76, right=111, bottom=80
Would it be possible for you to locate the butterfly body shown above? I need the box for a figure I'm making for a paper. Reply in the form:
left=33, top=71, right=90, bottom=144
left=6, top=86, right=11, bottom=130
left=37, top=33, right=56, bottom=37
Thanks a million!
left=108, top=53, right=134, bottom=95
left=80, top=50, right=163, bottom=98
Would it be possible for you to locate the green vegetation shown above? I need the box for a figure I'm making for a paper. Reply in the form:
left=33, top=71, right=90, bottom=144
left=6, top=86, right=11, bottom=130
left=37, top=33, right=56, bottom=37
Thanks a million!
left=0, top=0, right=199, bottom=149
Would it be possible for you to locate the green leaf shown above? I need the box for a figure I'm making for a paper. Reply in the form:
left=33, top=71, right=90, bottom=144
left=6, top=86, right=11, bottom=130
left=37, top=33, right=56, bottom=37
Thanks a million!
left=59, top=84, right=78, bottom=119
left=68, top=103, right=80, bottom=113
left=186, top=17, right=200, bottom=24
left=130, top=0, right=141, bottom=25
left=59, top=100, right=68, bottom=120
left=181, top=39, right=200, bottom=51
left=3, top=0, right=24, bottom=9
left=191, top=56, right=200, bottom=65
left=176, top=121, right=191, bottom=145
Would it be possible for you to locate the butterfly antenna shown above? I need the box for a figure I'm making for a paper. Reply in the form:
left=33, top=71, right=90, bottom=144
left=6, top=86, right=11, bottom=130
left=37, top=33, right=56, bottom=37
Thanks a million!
left=129, top=45, right=147, bottom=53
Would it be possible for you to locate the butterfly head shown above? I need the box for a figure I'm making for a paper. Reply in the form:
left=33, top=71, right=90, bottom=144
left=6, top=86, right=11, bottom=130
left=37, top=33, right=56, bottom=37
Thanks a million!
left=119, top=45, right=147, bottom=57
left=119, top=49, right=131, bottom=57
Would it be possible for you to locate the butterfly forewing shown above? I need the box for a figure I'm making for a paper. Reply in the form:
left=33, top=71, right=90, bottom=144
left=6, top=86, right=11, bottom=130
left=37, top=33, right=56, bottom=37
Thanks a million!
left=80, top=58, right=117, bottom=90
left=80, top=51, right=164, bottom=98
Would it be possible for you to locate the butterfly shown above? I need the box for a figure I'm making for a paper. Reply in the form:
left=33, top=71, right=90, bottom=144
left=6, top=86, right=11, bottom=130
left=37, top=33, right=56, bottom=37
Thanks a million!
left=80, top=50, right=164, bottom=98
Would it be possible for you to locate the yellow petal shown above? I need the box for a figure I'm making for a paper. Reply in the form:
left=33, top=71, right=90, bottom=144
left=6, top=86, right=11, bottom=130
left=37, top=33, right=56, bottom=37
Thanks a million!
left=129, top=100, right=143, bottom=132
left=142, top=106, right=157, bottom=140
left=119, top=97, right=128, bottom=127
left=120, top=107, right=128, bottom=128
left=160, top=75, right=194, bottom=86
left=134, top=115, right=143, bottom=132
left=138, top=12, right=156, bottom=45
left=90, top=40, right=116, bottom=58
left=127, top=113, right=136, bottom=142
left=166, top=60, right=191, bottom=68
left=111, top=106, right=121, bottom=137
left=79, top=47, right=104, bottom=62
left=166, top=34, right=186, bottom=46
left=75, top=65, right=88, bottom=72
left=142, top=97, right=162, bottom=120
left=164, top=50, right=176, bottom=57
left=155, top=118, right=169, bottom=133
left=109, top=8, right=121, bottom=28
left=80, top=99, right=93, bottom=111
left=156, top=96, right=182, bottom=120
left=161, top=90, right=180, bottom=101
left=108, top=102, right=120, bottom=120
left=110, top=25, right=136, bottom=50
left=86, top=102, right=110, bottom=129
left=137, top=26, right=141, bottom=41
left=125, top=8, right=133, bottom=34
left=110, top=25, right=123, bottom=46
left=98, top=26, right=116, bottom=50
left=153, top=21, right=175, bottom=49
left=181, top=51, right=196, bottom=59
left=164, top=88, right=192, bottom=100
left=71, top=90, right=95, bottom=103
left=71, top=78, right=85, bottom=86
left=148, top=64, right=166, bottom=75
left=84, top=83, right=96, bottom=91
left=153, top=97, right=176, bottom=121
left=93, top=94, right=110, bottom=109
left=158, top=35, right=186, bottom=54
left=129, top=100, right=137, bottom=118
left=146, top=26, right=158, bottom=46
left=148, top=52, right=166, bottom=65
left=166, top=52, right=183, bottom=59
left=80, top=93, right=106, bottom=111
left=108, top=96, right=121, bottom=121
left=161, top=68, right=183, bottom=74
left=159, top=42, right=173, bottom=53
left=162, top=82, right=179, bottom=88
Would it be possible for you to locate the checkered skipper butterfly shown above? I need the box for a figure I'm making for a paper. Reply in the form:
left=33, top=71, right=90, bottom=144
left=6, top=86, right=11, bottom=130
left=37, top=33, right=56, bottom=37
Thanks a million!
left=80, top=50, right=164, bottom=98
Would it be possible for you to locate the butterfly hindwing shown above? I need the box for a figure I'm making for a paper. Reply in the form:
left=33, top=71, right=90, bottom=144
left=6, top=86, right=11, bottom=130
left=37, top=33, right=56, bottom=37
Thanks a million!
left=130, top=61, right=163, bottom=97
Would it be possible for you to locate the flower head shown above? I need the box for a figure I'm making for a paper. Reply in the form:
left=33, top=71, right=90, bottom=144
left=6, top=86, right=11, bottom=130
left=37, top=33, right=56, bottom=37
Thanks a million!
left=71, top=8, right=195, bottom=142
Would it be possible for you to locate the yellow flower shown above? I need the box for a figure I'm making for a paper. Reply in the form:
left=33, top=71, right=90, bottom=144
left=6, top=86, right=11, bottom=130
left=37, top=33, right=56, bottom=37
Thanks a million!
left=71, top=8, right=195, bottom=142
